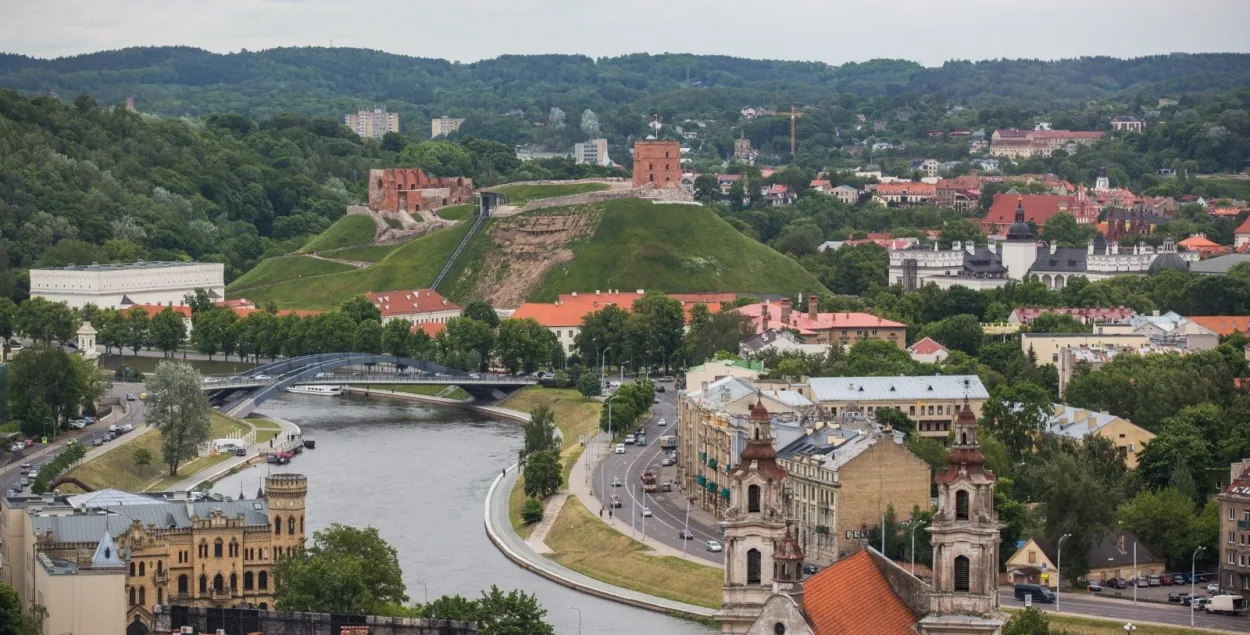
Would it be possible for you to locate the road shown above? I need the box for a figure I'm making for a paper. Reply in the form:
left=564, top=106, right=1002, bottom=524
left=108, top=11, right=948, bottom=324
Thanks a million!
left=590, top=381, right=724, bottom=565
left=999, top=590, right=1250, bottom=631
left=0, top=383, right=146, bottom=493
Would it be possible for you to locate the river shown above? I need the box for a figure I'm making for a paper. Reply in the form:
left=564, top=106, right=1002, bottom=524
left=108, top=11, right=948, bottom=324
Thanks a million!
left=210, top=392, right=716, bottom=635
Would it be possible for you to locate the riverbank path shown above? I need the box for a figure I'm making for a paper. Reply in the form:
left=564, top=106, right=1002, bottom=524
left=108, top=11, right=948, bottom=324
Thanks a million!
left=165, top=413, right=303, bottom=491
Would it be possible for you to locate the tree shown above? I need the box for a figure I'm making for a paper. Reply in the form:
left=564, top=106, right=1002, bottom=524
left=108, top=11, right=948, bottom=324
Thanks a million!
left=875, top=407, right=914, bottom=434
left=576, top=372, right=601, bottom=398
left=1117, top=487, right=1211, bottom=568
left=132, top=447, right=153, bottom=477
left=183, top=288, right=214, bottom=314
left=462, top=300, right=500, bottom=328
left=579, top=109, right=600, bottom=136
left=574, top=305, right=630, bottom=367
left=147, top=361, right=212, bottom=476
left=938, top=219, right=984, bottom=248
left=1136, top=419, right=1215, bottom=498
left=7, top=344, right=88, bottom=438
left=1033, top=447, right=1123, bottom=585
left=496, top=318, right=553, bottom=374
left=354, top=319, right=383, bottom=354
left=520, top=404, right=560, bottom=463
left=421, top=586, right=554, bottom=635
left=522, top=497, right=544, bottom=524
left=339, top=295, right=382, bottom=324
left=1002, top=607, right=1062, bottom=635
left=440, top=317, right=495, bottom=372
left=0, top=297, right=17, bottom=343
left=683, top=308, right=752, bottom=365
left=693, top=174, right=720, bottom=201
left=123, top=307, right=149, bottom=355
left=15, top=297, right=77, bottom=343
left=923, top=314, right=984, bottom=356
left=382, top=318, right=413, bottom=357
left=1026, top=313, right=1089, bottom=334
left=148, top=307, right=187, bottom=357
left=0, top=580, right=45, bottom=635
left=274, top=523, right=408, bottom=615
left=980, top=381, right=1054, bottom=461
left=191, top=306, right=236, bottom=360
left=522, top=450, right=562, bottom=499
left=1041, top=212, right=1096, bottom=247
left=628, top=292, right=685, bottom=373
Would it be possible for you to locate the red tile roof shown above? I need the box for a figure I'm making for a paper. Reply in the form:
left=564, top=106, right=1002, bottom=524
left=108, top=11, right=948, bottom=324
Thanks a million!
left=875, top=182, right=936, bottom=196
left=983, top=194, right=1072, bottom=228
left=511, top=291, right=723, bottom=327
left=734, top=302, right=905, bottom=336
left=907, top=337, right=948, bottom=355
left=366, top=289, right=460, bottom=318
left=127, top=304, right=192, bottom=318
left=1238, top=216, right=1250, bottom=235
left=1178, top=235, right=1226, bottom=255
left=216, top=299, right=256, bottom=309
left=1187, top=316, right=1250, bottom=336
left=413, top=322, right=446, bottom=338
left=803, top=551, right=918, bottom=635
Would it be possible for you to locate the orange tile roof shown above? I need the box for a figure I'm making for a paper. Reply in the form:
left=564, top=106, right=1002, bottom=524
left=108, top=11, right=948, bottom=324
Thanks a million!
left=875, top=182, right=937, bottom=195
left=413, top=322, right=446, bottom=338
left=216, top=299, right=256, bottom=309
left=734, top=302, right=905, bottom=335
left=1187, top=316, right=1250, bottom=336
left=803, top=551, right=918, bottom=635
left=127, top=304, right=192, bottom=318
left=1212, top=207, right=1243, bottom=218
left=907, top=337, right=948, bottom=355
left=1178, top=235, right=1226, bottom=254
left=366, top=289, right=460, bottom=318
left=1236, top=216, right=1250, bottom=235
left=511, top=291, right=723, bottom=327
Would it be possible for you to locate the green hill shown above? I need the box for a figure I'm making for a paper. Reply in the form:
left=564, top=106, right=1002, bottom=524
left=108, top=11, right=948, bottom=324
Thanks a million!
left=227, top=256, right=356, bottom=293
left=298, top=215, right=377, bottom=253
left=232, top=198, right=826, bottom=310
left=491, top=183, right=609, bottom=205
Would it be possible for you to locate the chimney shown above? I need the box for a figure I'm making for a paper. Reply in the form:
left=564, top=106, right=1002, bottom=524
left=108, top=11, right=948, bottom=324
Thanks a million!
left=808, top=295, right=818, bottom=320
left=952, top=240, right=962, bottom=251
left=780, top=299, right=792, bottom=324
left=1050, top=242, right=1057, bottom=255
left=966, top=242, right=976, bottom=256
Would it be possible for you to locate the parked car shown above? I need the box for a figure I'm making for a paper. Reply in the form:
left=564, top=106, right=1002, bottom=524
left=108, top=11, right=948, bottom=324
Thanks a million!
left=19, top=477, right=29, bottom=488
left=92, top=438, right=103, bottom=447
left=1135, top=577, right=1149, bottom=588
left=1183, top=594, right=1206, bottom=606
left=108, top=424, right=119, bottom=433
left=803, top=564, right=820, bottom=575
left=1160, top=575, right=1173, bottom=585
left=614, top=444, right=626, bottom=454
left=1168, top=591, right=1182, bottom=602
left=1105, top=578, right=1126, bottom=589
left=1086, top=581, right=1103, bottom=592
left=661, top=457, right=675, bottom=466
left=705, top=540, right=723, bottom=552
left=120, top=424, right=134, bottom=433
left=677, top=529, right=694, bottom=540
left=1208, top=583, right=1222, bottom=593
left=660, top=482, right=672, bottom=492
left=1148, top=576, right=1161, bottom=586
left=642, top=507, right=652, bottom=517
left=126, top=394, right=136, bottom=401
left=1175, top=573, right=1191, bottom=584
left=624, top=434, right=636, bottom=445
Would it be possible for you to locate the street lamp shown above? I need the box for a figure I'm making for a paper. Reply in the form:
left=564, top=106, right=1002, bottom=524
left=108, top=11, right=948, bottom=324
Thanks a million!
left=682, top=496, right=694, bottom=558
left=1123, top=625, right=1136, bottom=633
left=599, top=347, right=612, bottom=392
left=1191, top=546, right=1205, bottom=627
left=910, top=520, right=927, bottom=576
left=570, top=607, right=582, bottom=635
left=1057, top=534, right=1071, bottom=613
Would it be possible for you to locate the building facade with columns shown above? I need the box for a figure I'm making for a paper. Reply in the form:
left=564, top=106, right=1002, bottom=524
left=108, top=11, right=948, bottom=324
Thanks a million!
left=30, top=261, right=225, bottom=310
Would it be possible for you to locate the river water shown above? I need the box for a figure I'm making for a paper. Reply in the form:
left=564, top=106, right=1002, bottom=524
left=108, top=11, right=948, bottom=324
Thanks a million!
left=210, top=393, right=715, bottom=635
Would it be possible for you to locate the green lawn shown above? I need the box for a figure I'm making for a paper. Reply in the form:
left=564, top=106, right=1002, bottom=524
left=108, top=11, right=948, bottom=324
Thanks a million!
left=498, top=387, right=599, bottom=479
left=98, top=355, right=257, bottom=376
left=529, top=197, right=828, bottom=300
left=298, top=215, right=377, bottom=253
left=247, top=418, right=283, bottom=444
left=321, top=244, right=398, bottom=262
left=67, top=413, right=247, bottom=492
left=226, top=256, right=354, bottom=293
left=372, top=385, right=471, bottom=400
left=436, top=204, right=475, bottom=221
left=237, top=222, right=471, bottom=310
left=493, top=182, right=609, bottom=205
left=1013, top=610, right=1214, bottom=634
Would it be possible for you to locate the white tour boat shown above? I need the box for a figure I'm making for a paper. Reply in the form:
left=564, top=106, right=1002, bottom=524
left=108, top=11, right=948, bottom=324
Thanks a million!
left=284, top=385, right=343, bottom=396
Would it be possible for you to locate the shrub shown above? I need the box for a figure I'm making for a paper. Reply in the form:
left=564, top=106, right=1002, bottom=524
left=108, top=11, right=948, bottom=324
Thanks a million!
left=522, top=497, right=544, bottom=524
left=30, top=442, right=87, bottom=493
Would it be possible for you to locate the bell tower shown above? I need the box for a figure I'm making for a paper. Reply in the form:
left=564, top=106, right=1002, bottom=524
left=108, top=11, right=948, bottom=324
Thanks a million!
left=718, top=399, right=795, bottom=635
left=265, top=474, right=308, bottom=556
left=917, top=402, right=1003, bottom=635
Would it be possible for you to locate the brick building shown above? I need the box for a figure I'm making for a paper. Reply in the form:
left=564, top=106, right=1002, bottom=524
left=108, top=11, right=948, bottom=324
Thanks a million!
left=367, top=168, right=474, bottom=213
left=1219, top=459, right=1250, bottom=593
left=632, top=140, right=682, bottom=189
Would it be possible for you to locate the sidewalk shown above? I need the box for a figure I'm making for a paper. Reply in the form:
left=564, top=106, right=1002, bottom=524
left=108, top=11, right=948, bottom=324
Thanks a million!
left=526, top=493, right=569, bottom=554
left=165, top=413, right=303, bottom=491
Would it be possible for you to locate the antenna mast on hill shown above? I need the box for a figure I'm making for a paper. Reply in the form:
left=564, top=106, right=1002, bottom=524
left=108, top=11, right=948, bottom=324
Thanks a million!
left=790, top=105, right=799, bottom=157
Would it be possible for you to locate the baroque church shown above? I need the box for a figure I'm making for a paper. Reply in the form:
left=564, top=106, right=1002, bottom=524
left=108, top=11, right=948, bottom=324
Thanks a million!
left=721, top=399, right=1004, bottom=635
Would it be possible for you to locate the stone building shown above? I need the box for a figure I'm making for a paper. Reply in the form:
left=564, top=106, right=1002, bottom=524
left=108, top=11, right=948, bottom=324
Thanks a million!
left=1218, top=458, right=1250, bottom=593
left=733, top=297, right=907, bottom=349
left=30, top=261, right=225, bottom=310
left=0, top=475, right=308, bottom=634
left=805, top=376, right=989, bottom=443
left=632, top=139, right=682, bottom=189
left=431, top=116, right=465, bottom=137
left=367, top=168, right=474, bottom=213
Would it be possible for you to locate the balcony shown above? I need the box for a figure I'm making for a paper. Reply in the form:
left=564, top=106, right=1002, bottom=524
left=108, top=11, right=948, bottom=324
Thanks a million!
left=1240, top=520, right=1250, bottom=530
left=154, top=573, right=169, bottom=586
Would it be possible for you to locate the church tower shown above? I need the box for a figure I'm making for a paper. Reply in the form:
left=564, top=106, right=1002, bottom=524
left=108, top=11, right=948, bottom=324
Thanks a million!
left=1000, top=197, right=1036, bottom=282
left=917, top=402, right=1004, bottom=635
left=719, top=399, right=797, bottom=635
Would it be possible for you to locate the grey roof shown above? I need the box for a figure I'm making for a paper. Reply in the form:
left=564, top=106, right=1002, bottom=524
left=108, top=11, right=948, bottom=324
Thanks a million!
left=32, top=260, right=213, bottom=272
left=1190, top=253, right=1250, bottom=275
left=779, top=425, right=906, bottom=471
left=1148, top=251, right=1189, bottom=273
left=1031, top=531, right=1159, bottom=567
left=808, top=375, right=988, bottom=402
left=67, top=489, right=166, bottom=508
left=1042, top=404, right=1123, bottom=440
left=32, top=499, right=270, bottom=544
left=1029, top=246, right=1087, bottom=273
left=91, top=530, right=124, bottom=568
left=963, top=247, right=1007, bottom=274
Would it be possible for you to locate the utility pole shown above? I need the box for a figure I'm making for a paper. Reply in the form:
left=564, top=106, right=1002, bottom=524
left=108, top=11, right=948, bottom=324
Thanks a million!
left=1057, top=534, right=1071, bottom=613
left=790, top=105, right=798, bottom=157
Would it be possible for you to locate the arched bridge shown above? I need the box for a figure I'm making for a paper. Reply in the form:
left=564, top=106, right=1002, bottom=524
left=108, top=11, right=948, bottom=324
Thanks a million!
left=205, top=353, right=537, bottom=417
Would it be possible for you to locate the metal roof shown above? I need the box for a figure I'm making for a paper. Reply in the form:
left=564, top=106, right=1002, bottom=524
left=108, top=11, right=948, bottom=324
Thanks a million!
left=31, top=499, right=270, bottom=544
left=808, top=375, right=987, bottom=402
left=67, top=489, right=165, bottom=508
left=33, top=260, right=215, bottom=272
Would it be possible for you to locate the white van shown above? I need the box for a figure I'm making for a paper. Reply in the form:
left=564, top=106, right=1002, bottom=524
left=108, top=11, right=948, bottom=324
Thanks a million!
left=1206, top=594, right=1246, bottom=615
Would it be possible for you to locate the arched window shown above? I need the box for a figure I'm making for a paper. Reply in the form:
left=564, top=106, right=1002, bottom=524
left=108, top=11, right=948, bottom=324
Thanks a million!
left=199, top=575, right=207, bottom=594
left=139, top=561, right=145, bottom=577
left=199, top=541, right=208, bottom=558
left=230, top=573, right=238, bottom=591
left=748, top=484, right=761, bottom=513
left=259, top=571, right=269, bottom=590
left=157, top=588, right=163, bottom=605
left=955, top=490, right=969, bottom=521
left=129, top=586, right=136, bottom=605
left=229, top=540, right=238, bottom=558
left=178, top=575, right=188, bottom=594
left=259, top=602, right=268, bottom=610
left=288, top=517, right=296, bottom=534
left=129, top=562, right=136, bottom=577
left=157, top=561, right=164, bottom=575
left=244, top=571, right=254, bottom=590
left=214, top=539, right=223, bottom=558
left=300, top=516, right=304, bottom=534
left=954, top=555, right=970, bottom=592
left=213, top=574, right=224, bottom=593
left=274, top=516, right=282, bottom=535
left=747, top=548, right=762, bottom=585
left=139, top=586, right=146, bottom=605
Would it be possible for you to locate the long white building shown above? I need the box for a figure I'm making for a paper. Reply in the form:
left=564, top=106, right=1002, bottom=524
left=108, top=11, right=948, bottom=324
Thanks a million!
left=30, top=261, right=225, bottom=309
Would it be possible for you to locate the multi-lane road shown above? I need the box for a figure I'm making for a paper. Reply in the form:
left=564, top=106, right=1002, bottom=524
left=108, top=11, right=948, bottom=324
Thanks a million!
left=999, top=590, right=1250, bottom=631
left=591, top=382, right=724, bottom=564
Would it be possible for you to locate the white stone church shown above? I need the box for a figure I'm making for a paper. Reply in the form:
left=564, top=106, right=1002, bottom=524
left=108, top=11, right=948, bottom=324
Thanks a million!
left=719, top=399, right=1005, bottom=635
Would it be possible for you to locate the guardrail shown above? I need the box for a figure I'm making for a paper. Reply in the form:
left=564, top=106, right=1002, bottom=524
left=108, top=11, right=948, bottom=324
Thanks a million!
left=203, top=374, right=536, bottom=391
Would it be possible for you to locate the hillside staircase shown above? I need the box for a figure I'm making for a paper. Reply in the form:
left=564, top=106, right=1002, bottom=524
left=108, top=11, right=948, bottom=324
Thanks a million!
left=431, top=206, right=487, bottom=291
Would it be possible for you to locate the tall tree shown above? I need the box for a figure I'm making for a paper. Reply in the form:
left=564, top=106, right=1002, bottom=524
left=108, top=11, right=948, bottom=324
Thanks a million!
left=520, top=404, right=560, bottom=463
left=627, top=292, right=685, bottom=373
left=183, top=288, right=215, bottom=314
left=147, top=361, right=212, bottom=476
left=382, top=318, right=413, bottom=357
left=522, top=450, right=562, bottom=499
left=462, top=300, right=501, bottom=328
left=148, top=307, right=187, bottom=357
left=339, top=295, right=382, bottom=324
left=574, top=305, right=630, bottom=367
left=495, top=318, right=553, bottom=374
left=274, top=523, right=408, bottom=615
left=354, top=319, right=383, bottom=354
left=980, top=381, right=1054, bottom=461
left=15, top=297, right=77, bottom=344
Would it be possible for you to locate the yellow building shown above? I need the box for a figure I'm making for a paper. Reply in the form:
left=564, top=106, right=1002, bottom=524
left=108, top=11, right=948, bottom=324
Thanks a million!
left=1042, top=404, right=1155, bottom=468
left=686, top=360, right=763, bottom=394
left=1006, top=532, right=1162, bottom=589
left=805, top=376, right=989, bottom=443
left=0, top=474, right=306, bottom=633
left=1020, top=333, right=1148, bottom=367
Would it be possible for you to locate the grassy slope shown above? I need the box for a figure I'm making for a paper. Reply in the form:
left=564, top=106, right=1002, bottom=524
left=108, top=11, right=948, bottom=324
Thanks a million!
left=372, top=385, right=471, bottom=400
left=68, top=413, right=247, bottom=492
left=322, top=244, right=399, bottom=262
left=545, top=497, right=722, bottom=608
left=436, top=204, right=475, bottom=221
left=298, top=215, right=377, bottom=253
left=226, top=256, right=354, bottom=293
left=237, top=221, right=472, bottom=310
left=493, top=182, right=609, bottom=205
left=530, top=198, right=828, bottom=300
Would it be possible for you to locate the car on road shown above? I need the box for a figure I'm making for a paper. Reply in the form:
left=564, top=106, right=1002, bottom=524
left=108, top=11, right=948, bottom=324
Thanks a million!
left=803, top=564, right=820, bottom=575
left=636, top=436, right=647, bottom=446
left=677, top=529, right=694, bottom=540
left=624, top=434, right=635, bottom=445
left=610, top=496, right=622, bottom=508
left=126, top=394, right=136, bottom=401
left=254, top=375, right=272, bottom=380
left=1208, top=583, right=1221, bottom=593
left=642, top=507, right=652, bottom=517
left=661, top=457, right=675, bottom=466
left=203, top=377, right=222, bottom=383
left=1013, top=584, right=1055, bottom=603
left=19, top=464, right=31, bottom=474
left=705, top=540, right=723, bottom=552
left=1086, top=581, right=1103, bottom=592
left=656, top=385, right=665, bottom=392
left=235, top=448, right=247, bottom=456
left=92, top=438, right=103, bottom=447
left=615, top=444, right=625, bottom=454
left=657, top=419, right=667, bottom=427
left=69, top=419, right=86, bottom=429
left=1168, top=591, right=1182, bottom=602
left=19, top=477, right=29, bottom=488
left=660, top=482, right=672, bottom=492
left=611, top=477, right=622, bottom=487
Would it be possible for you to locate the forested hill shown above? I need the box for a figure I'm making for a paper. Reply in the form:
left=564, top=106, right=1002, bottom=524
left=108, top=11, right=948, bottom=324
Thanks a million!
left=1, top=47, right=1248, bottom=126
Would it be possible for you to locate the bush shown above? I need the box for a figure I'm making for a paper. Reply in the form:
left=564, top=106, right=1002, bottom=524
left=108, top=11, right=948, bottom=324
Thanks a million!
left=30, top=442, right=87, bottom=493
left=522, top=497, right=544, bottom=524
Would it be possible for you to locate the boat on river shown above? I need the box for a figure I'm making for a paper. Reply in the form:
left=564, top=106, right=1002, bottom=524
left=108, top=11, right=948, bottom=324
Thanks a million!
left=284, top=385, right=343, bottom=396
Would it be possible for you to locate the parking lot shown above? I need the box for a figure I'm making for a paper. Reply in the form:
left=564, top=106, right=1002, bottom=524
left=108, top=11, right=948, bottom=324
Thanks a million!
left=1084, top=576, right=1223, bottom=604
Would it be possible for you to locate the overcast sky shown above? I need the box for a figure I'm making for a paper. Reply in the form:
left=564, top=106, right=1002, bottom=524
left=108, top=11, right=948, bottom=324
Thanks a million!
left=4, top=0, right=1250, bottom=66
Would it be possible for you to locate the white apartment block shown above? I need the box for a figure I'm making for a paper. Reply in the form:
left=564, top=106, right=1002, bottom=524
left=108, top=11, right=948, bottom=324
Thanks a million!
left=573, top=138, right=611, bottom=166
left=30, top=261, right=225, bottom=309
left=431, top=116, right=466, bottom=137
left=345, top=106, right=400, bottom=140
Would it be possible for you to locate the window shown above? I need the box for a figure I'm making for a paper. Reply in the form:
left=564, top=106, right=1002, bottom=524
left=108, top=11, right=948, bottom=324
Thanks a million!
left=909, top=406, right=915, bottom=416
left=230, top=573, right=238, bottom=591
left=259, top=571, right=269, bottom=590
left=199, top=542, right=208, bottom=558
left=747, top=548, right=762, bottom=585
left=749, top=485, right=761, bottom=513
left=1028, top=550, right=1036, bottom=564
left=1052, top=354, right=1059, bottom=363
left=199, top=575, right=207, bottom=594
left=245, top=571, right=254, bottom=590
left=229, top=541, right=238, bottom=558
left=955, top=490, right=969, bottom=520
left=130, top=562, right=136, bottom=577
left=157, top=588, right=163, bottom=605
left=139, top=562, right=145, bottom=577
left=275, top=516, right=282, bottom=535
left=213, top=574, right=224, bottom=593
left=301, top=516, right=304, bottom=534
left=1231, top=531, right=1237, bottom=544
left=1243, top=509, right=1250, bottom=522
left=954, top=556, right=970, bottom=592
left=139, top=586, right=146, bottom=605
left=289, top=517, right=296, bottom=534
left=178, top=575, right=188, bottom=594
left=214, top=539, right=223, bottom=558
left=129, top=586, right=136, bottom=605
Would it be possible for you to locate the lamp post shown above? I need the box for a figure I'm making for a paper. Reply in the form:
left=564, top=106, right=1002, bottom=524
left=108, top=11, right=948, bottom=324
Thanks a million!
left=599, top=394, right=619, bottom=510
left=570, top=606, right=582, bottom=635
left=599, top=347, right=612, bottom=393
left=682, top=496, right=694, bottom=558
left=910, top=520, right=927, bottom=576
left=1192, top=546, right=1205, bottom=627
left=1057, top=534, right=1071, bottom=613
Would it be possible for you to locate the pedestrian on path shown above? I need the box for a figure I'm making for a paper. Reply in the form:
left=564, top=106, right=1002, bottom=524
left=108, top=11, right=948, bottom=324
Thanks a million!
left=599, top=507, right=603, bottom=517
left=608, top=509, right=613, bottom=519
left=502, top=467, right=506, bottom=476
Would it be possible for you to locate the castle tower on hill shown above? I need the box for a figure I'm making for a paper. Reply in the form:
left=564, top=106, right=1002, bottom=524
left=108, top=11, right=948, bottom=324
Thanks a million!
left=917, top=402, right=1004, bottom=635
left=266, top=473, right=308, bottom=556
